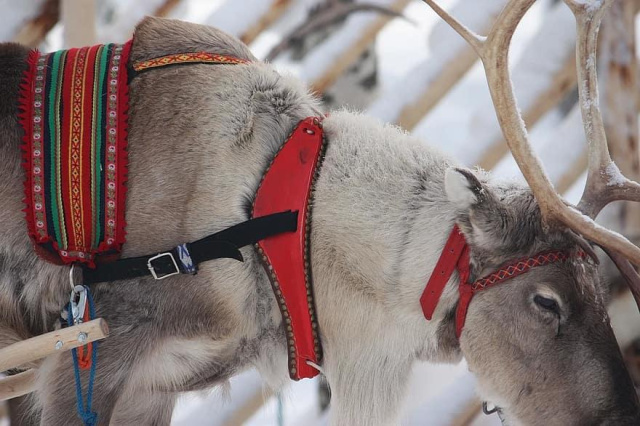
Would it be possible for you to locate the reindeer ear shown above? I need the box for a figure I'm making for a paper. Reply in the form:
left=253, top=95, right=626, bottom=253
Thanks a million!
left=445, top=168, right=504, bottom=251
left=444, top=168, right=486, bottom=209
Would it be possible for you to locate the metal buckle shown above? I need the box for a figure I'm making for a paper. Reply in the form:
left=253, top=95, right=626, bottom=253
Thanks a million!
left=147, top=252, right=180, bottom=280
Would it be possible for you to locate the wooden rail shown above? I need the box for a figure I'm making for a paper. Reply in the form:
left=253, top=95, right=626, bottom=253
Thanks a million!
left=13, top=0, right=60, bottom=47
left=240, top=0, right=292, bottom=44
left=0, top=370, right=36, bottom=402
left=478, top=55, right=577, bottom=170
left=0, top=319, right=109, bottom=401
left=309, top=0, right=411, bottom=94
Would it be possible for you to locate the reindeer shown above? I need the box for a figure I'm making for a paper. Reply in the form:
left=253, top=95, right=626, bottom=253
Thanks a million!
left=1, top=0, right=640, bottom=424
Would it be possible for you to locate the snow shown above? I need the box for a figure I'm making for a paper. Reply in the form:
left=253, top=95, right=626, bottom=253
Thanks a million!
left=0, top=0, right=46, bottom=41
left=173, top=369, right=266, bottom=426
left=430, top=1, right=574, bottom=166
left=604, top=161, right=626, bottom=187
left=572, top=0, right=605, bottom=13
left=493, top=104, right=585, bottom=186
left=250, top=0, right=322, bottom=60
left=406, top=0, right=546, bottom=165
left=206, top=0, right=279, bottom=38
left=170, top=0, right=226, bottom=24
left=247, top=377, right=321, bottom=426
left=97, top=0, right=169, bottom=43
left=565, top=172, right=587, bottom=205
left=367, top=0, right=506, bottom=123
left=404, top=370, right=481, bottom=426
left=298, top=0, right=412, bottom=84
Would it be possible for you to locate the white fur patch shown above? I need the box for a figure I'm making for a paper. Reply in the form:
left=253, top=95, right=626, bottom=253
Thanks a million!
left=444, top=168, right=477, bottom=209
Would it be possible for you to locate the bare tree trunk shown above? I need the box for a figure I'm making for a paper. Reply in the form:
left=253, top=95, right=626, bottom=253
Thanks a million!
left=600, top=0, right=640, bottom=242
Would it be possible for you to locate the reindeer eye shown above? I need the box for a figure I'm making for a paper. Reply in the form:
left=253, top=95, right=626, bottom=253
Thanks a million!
left=534, top=295, right=559, bottom=312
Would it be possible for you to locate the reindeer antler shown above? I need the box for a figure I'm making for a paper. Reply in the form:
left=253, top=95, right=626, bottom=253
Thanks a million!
left=421, top=0, right=640, bottom=305
left=566, top=0, right=640, bottom=219
left=265, top=1, right=409, bottom=62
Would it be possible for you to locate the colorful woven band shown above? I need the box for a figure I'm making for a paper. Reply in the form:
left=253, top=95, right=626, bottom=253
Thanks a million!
left=455, top=248, right=587, bottom=337
left=19, top=41, right=132, bottom=266
left=132, top=52, right=248, bottom=72
left=471, top=250, right=586, bottom=291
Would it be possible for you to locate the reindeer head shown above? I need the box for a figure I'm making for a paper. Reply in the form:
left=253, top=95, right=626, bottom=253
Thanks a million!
left=445, top=167, right=639, bottom=424
left=420, top=0, right=640, bottom=422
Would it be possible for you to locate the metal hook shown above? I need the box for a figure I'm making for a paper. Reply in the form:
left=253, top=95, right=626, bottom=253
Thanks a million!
left=482, top=401, right=499, bottom=415
left=69, top=264, right=78, bottom=291
left=69, top=285, right=87, bottom=324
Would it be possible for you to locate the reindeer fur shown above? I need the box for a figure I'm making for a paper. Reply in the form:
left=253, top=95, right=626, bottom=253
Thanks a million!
left=0, top=17, right=638, bottom=426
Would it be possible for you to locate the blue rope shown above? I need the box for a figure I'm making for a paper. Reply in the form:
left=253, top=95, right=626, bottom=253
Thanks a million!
left=69, top=286, right=99, bottom=426
left=277, top=392, right=284, bottom=426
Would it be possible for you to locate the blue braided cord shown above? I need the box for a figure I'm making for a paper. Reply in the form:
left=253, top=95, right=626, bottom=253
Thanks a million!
left=68, top=286, right=99, bottom=426
left=277, top=392, right=284, bottom=426
left=86, top=287, right=98, bottom=420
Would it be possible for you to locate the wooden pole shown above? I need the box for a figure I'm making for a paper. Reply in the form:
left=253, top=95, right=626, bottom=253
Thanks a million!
left=310, top=0, right=411, bottom=94
left=13, top=0, right=60, bottom=48
left=0, top=319, right=108, bottom=373
left=241, top=0, right=292, bottom=45
left=451, top=398, right=482, bottom=426
left=396, top=47, right=479, bottom=131
left=478, top=55, right=577, bottom=170
left=600, top=0, right=640, bottom=238
left=61, top=0, right=96, bottom=48
left=223, top=388, right=274, bottom=426
left=0, top=370, right=37, bottom=402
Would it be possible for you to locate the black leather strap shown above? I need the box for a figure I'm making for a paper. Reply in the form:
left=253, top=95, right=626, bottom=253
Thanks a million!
left=82, top=211, right=298, bottom=284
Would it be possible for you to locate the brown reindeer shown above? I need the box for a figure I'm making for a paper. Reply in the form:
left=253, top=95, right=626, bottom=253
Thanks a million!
left=0, top=1, right=639, bottom=424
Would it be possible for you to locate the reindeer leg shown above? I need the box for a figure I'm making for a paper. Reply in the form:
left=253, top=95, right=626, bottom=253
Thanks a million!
left=8, top=395, right=38, bottom=426
left=110, top=390, right=176, bottom=426
left=325, top=345, right=413, bottom=426
left=37, top=328, right=144, bottom=426
left=37, top=352, right=125, bottom=426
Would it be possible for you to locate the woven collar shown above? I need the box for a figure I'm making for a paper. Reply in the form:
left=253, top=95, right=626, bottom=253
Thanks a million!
left=20, top=42, right=133, bottom=266
left=421, top=226, right=586, bottom=338
left=20, top=44, right=248, bottom=267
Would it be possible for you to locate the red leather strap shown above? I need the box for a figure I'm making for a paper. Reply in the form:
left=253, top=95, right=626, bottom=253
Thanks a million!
left=420, top=225, right=467, bottom=320
left=455, top=245, right=472, bottom=338
left=252, top=117, right=325, bottom=380
left=422, top=226, right=583, bottom=339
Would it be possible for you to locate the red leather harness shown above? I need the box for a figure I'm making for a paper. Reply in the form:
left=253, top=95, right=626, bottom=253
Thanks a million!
left=252, top=117, right=325, bottom=380
left=421, top=226, right=586, bottom=338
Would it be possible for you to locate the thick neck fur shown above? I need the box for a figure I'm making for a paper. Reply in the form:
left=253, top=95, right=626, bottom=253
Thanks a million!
left=313, top=115, right=465, bottom=424
left=0, top=18, right=470, bottom=425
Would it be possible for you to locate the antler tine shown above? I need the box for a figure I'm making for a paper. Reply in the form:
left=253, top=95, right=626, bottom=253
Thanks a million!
left=601, top=246, right=640, bottom=311
left=420, top=0, right=485, bottom=54
left=564, top=0, right=640, bottom=219
left=422, top=0, right=558, bottom=222
left=422, top=0, right=640, bottom=267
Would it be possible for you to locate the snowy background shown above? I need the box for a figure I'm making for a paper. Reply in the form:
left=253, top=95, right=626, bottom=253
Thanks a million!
left=2, top=0, right=640, bottom=424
